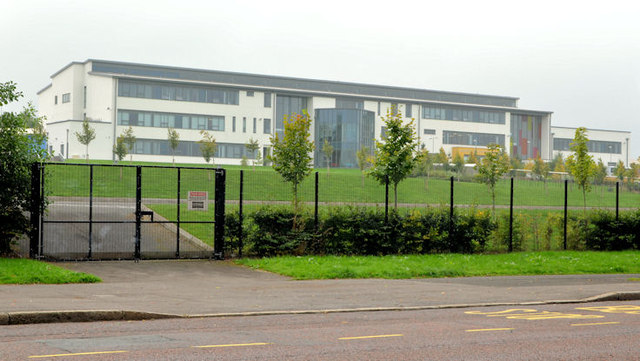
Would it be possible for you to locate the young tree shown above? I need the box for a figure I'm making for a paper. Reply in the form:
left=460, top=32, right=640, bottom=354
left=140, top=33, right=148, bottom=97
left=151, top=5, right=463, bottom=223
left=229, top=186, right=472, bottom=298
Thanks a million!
left=550, top=153, right=566, bottom=172
left=474, top=143, right=510, bottom=215
left=112, top=135, right=128, bottom=179
left=270, top=110, right=314, bottom=224
left=356, top=146, right=371, bottom=187
left=75, top=118, right=95, bottom=163
left=467, top=150, right=479, bottom=165
left=245, top=138, right=260, bottom=170
left=369, top=106, right=420, bottom=208
left=414, top=148, right=433, bottom=189
left=532, top=156, right=550, bottom=190
left=593, top=159, right=608, bottom=186
left=167, top=127, right=180, bottom=165
left=566, top=127, right=596, bottom=210
left=322, top=139, right=334, bottom=175
left=614, top=160, right=626, bottom=184
left=436, top=147, right=449, bottom=171
left=198, top=130, right=217, bottom=166
left=452, top=152, right=465, bottom=180
left=0, top=81, right=49, bottom=254
left=122, top=126, right=136, bottom=162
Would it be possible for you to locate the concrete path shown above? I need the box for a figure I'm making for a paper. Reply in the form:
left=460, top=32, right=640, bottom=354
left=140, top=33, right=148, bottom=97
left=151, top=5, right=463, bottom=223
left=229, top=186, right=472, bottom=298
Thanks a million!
left=1, top=260, right=640, bottom=324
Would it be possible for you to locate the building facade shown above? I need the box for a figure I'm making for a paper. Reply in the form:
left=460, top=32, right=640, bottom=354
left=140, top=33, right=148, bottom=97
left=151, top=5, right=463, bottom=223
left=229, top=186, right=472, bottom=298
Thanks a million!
left=39, top=59, right=558, bottom=166
left=551, top=126, right=631, bottom=174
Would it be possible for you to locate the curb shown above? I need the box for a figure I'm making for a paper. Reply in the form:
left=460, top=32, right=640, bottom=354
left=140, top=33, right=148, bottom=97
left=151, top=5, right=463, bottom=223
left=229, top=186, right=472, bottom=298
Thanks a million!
left=2, top=291, right=640, bottom=326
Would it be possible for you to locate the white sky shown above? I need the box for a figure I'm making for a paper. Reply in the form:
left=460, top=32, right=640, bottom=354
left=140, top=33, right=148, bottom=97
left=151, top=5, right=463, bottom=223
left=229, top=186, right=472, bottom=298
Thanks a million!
left=2, top=0, right=639, bottom=158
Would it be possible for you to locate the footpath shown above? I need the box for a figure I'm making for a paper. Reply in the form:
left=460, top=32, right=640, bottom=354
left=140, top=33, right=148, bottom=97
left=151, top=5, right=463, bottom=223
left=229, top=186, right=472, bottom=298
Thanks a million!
left=1, top=260, right=640, bottom=325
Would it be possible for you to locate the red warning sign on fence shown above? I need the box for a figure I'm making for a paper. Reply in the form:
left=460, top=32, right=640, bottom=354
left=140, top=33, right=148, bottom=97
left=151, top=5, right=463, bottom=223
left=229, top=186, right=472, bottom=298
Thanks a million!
left=188, top=191, right=208, bottom=211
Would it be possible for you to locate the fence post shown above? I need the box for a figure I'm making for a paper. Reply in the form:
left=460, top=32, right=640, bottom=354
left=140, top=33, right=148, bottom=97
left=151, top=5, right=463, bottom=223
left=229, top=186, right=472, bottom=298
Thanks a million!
left=314, top=171, right=319, bottom=230
left=449, top=176, right=454, bottom=242
left=134, top=166, right=142, bottom=260
left=88, top=165, right=94, bottom=259
left=508, top=177, right=513, bottom=253
left=616, top=181, right=619, bottom=221
left=176, top=168, right=181, bottom=258
left=239, top=170, right=243, bottom=258
left=29, top=163, right=41, bottom=259
left=563, top=179, right=568, bottom=250
left=385, top=175, right=389, bottom=223
left=214, top=168, right=226, bottom=260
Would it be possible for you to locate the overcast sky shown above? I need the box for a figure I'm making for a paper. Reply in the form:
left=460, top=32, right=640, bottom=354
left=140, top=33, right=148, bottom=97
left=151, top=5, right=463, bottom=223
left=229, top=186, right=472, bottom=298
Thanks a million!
left=2, top=0, right=639, bottom=158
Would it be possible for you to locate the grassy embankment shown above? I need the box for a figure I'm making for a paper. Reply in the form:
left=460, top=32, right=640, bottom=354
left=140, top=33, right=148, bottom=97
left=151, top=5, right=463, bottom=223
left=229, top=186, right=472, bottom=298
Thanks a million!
left=46, top=160, right=637, bottom=208
left=0, top=259, right=101, bottom=284
left=234, top=251, right=640, bottom=280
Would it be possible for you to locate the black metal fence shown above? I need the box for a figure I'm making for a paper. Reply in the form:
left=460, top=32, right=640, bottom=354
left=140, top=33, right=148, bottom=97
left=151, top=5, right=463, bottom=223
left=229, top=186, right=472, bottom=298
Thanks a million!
left=30, top=163, right=225, bottom=260
left=230, top=169, right=631, bottom=254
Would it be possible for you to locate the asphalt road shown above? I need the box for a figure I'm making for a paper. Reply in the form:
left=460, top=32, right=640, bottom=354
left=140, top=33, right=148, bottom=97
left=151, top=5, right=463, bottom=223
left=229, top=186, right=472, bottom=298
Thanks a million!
left=2, top=301, right=639, bottom=360
left=39, top=199, right=211, bottom=259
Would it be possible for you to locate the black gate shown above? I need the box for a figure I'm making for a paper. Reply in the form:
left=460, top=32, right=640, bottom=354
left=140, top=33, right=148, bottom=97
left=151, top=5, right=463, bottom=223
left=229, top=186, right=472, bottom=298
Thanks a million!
left=29, top=163, right=225, bottom=260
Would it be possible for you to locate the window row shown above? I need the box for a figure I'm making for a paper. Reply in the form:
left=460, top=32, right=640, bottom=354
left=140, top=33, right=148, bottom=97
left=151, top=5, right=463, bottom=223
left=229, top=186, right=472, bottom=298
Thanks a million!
left=118, top=80, right=239, bottom=105
left=553, top=138, right=622, bottom=154
left=443, top=131, right=505, bottom=147
left=422, top=105, right=505, bottom=124
left=118, top=110, right=225, bottom=131
left=132, top=138, right=257, bottom=159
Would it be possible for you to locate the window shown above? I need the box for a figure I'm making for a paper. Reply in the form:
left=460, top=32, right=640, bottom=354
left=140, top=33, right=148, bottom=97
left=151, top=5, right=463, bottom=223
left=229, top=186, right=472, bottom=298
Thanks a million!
left=247, top=91, right=254, bottom=97
left=336, top=98, right=364, bottom=109
left=381, top=126, right=388, bottom=140
left=60, top=144, right=64, bottom=156
left=54, top=95, right=58, bottom=105
left=264, top=92, right=271, bottom=107
left=391, top=103, right=398, bottom=116
left=423, top=129, right=436, bottom=135
left=377, top=102, right=381, bottom=115
left=253, top=118, right=257, bottom=133
left=242, top=117, right=246, bottom=133
left=442, top=131, right=505, bottom=147
left=62, top=93, right=70, bottom=103
left=130, top=138, right=254, bottom=159
left=118, top=110, right=224, bottom=131
left=232, top=116, right=236, bottom=132
left=422, top=105, right=505, bottom=124
left=118, top=80, right=239, bottom=105
left=83, top=86, right=87, bottom=108
left=263, top=118, right=271, bottom=134
left=406, top=104, right=412, bottom=118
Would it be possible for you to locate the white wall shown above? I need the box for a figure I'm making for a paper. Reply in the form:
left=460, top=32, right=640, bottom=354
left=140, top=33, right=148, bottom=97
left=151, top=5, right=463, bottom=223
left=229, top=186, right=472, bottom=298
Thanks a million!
left=551, top=126, right=631, bottom=172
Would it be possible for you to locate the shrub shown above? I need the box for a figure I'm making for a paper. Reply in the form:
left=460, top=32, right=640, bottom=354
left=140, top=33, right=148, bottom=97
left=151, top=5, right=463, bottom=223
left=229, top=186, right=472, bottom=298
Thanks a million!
left=585, top=210, right=639, bottom=251
left=246, top=206, right=314, bottom=257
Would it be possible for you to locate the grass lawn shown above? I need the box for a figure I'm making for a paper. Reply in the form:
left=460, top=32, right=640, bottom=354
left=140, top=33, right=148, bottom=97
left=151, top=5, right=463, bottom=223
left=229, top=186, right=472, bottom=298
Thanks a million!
left=234, top=251, right=640, bottom=280
left=44, top=160, right=638, bottom=208
left=0, top=259, right=101, bottom=284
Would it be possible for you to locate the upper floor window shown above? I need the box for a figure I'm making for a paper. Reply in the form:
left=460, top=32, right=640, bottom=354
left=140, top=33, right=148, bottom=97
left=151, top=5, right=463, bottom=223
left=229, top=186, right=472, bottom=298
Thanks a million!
left=118, top=80, right=239, bottom=105
left=264, top=92, right=272, bottom=108
left=54, top=95, right=58, bottom=105
left=247, top=91, right=254, bottom=97
left=62, top=93, right=70, bottom=103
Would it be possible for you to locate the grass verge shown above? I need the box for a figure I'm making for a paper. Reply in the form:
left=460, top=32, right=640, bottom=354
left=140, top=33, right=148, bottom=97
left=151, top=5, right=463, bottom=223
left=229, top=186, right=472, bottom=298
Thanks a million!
left=234, top=251, right=640, bottom=280
left=0, top=259, right=101, bottom=284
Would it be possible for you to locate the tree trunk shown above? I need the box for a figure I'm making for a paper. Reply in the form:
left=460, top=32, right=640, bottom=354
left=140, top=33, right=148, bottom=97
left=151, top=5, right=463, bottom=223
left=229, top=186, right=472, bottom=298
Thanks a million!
left=86, top=145, right=89, bottom=163
left=361, top=172, right=365, bottom=187
left=394, top=183, right=398, bottom=209
left=491, top=186, right=496, bottom=216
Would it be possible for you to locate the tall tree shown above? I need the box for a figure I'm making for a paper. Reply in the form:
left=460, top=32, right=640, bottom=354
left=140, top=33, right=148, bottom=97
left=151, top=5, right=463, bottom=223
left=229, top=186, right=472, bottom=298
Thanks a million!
left=269, top=110, right=314, bottom=223
left=198, top=130, right=217, bottom=166
left=566, top=127, right=596, bottom=210
left=474, top=143, right=510, bottom=215
left=122, top=126, right=136, bottom=162
left=75, top=118, right=95, bottom=163
left=167, top=127, right=180, bottom=165
left=369, top=106, right=420, bottom=208
left=0, top=81, right=49, bottom=254
left=356, top=146, right=371, bottom=187
left=322, top=139, right=334, bottom=175
left=245, top=138, right=261, bottom=170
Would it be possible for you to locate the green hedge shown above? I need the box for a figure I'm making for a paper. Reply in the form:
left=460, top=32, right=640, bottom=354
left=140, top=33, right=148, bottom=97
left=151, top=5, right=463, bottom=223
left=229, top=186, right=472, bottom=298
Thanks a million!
left=224, top=207, right=640, bottom=257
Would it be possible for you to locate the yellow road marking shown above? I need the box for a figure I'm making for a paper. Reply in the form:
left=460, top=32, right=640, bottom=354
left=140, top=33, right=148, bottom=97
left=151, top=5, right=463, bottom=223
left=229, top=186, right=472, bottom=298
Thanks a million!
left=339, top=334, right=403, bottom=340
left=571, top=322, right=620, bottom=327
left=194, top=342, right=271, bottom=348
left=577, top=305, right=640, bottom=315
left=466, top=308, right=603, bottom=320
left=29, top=351, right=128, bottom=358
left=465, top=328, right=514, bottom=332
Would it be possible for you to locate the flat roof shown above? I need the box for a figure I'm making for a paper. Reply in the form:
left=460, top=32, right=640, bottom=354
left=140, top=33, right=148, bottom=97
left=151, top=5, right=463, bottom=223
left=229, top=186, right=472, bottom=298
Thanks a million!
left=551, top=126, right=631, bottom=134
left=87, top=59, right=521, bottom=108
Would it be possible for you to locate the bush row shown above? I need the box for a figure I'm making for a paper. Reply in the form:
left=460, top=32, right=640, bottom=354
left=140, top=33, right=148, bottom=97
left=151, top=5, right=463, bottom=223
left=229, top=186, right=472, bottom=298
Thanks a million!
left=223, top=207, right=640, bottom=257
